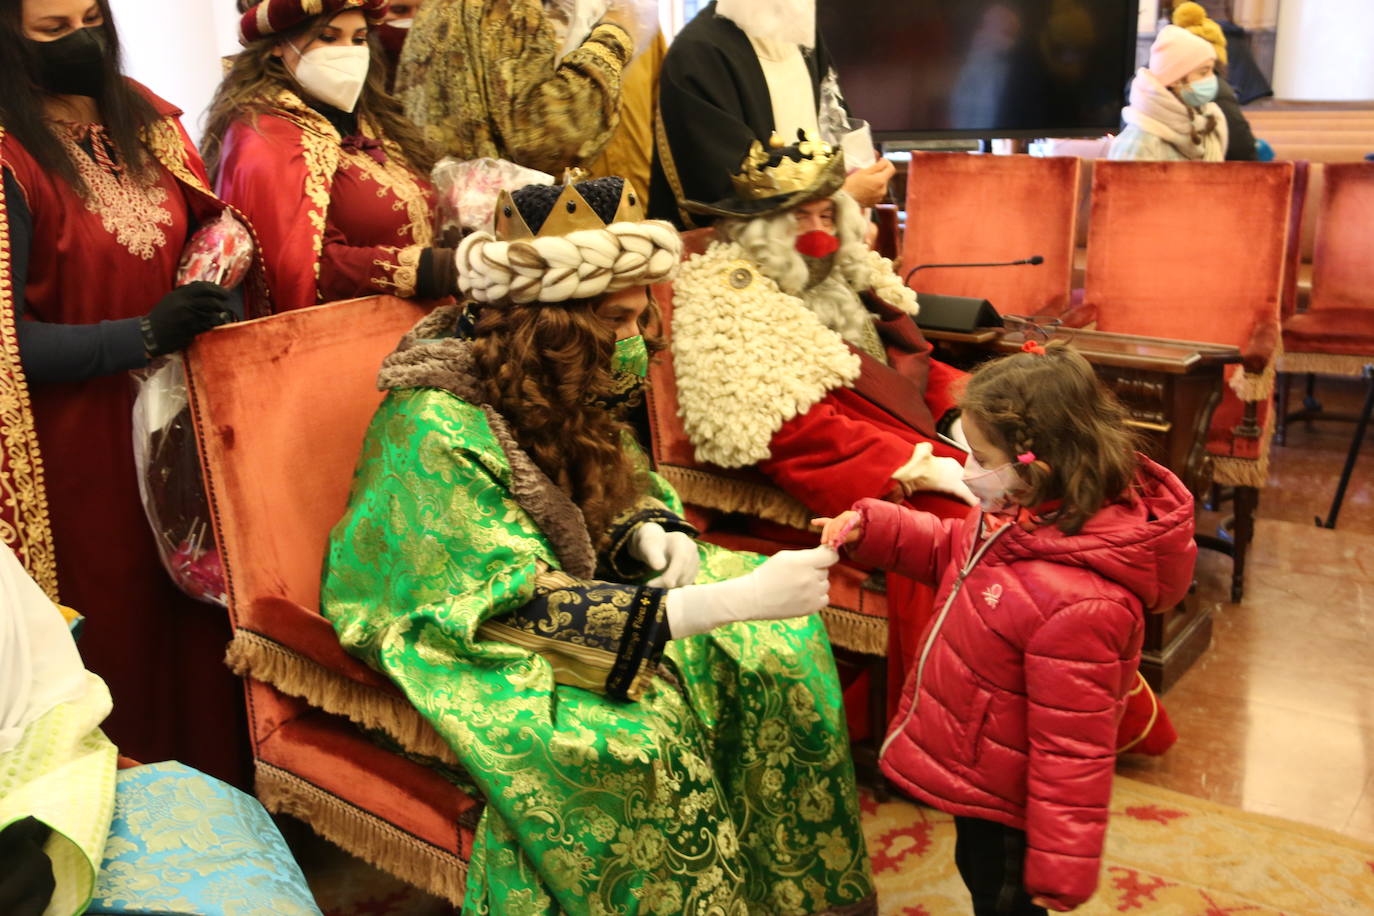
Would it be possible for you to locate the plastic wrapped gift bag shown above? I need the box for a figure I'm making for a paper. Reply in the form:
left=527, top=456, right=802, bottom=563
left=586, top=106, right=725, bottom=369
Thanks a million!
left=130, top=212, right=254, bottom=607
left=431, top=157, right=554, bottom=241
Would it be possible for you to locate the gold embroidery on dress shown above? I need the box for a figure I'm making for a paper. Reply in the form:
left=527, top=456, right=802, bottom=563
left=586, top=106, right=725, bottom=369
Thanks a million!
left=57, top=122, right=173, bottom=261
left=269, top=90, right=341, bottom=296
left=349, top=118, right=434, bottom=247
left=372, top=244, right=421, bottom=297
left=0, top=127, right=60, bottom=598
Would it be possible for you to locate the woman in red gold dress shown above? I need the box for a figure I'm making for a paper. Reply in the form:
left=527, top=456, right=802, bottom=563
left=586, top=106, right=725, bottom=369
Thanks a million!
left=205, top=0, right=453, bottom=312
left=0, top=0, right=260, bottom=783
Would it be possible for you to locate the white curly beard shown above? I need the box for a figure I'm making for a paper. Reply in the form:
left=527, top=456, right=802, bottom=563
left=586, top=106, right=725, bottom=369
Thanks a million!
left=716, top=0, right=816, bottom=48
left=717, top=192, right=877, bottom=347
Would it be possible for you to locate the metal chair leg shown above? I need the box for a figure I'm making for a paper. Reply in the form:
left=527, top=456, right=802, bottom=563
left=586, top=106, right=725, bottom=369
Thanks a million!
left=1317, top=364, right=1374, bottom=530
left=1275, top=372, right=1290, bottom=446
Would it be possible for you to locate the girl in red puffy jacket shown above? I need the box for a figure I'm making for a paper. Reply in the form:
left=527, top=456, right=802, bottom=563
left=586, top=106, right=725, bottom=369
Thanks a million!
left=816, top=342, right=1197, bottom=914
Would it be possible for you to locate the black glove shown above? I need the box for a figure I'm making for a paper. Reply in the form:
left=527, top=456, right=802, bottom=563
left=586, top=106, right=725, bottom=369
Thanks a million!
left=140, top=281, right=234, bottom=357
left=0, top=818, right=55, bottom=916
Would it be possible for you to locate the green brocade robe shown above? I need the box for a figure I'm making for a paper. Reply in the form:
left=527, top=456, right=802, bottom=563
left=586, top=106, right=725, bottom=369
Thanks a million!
left=320, top=311, right=875, bottom=916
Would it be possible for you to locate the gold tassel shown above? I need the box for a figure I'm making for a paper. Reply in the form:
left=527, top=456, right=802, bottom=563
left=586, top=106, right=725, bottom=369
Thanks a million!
left=225, top=632, right=459, bottom=765
left=659, top=466, right=813, bottom=531
left=255, top=762, right=470, bottom=906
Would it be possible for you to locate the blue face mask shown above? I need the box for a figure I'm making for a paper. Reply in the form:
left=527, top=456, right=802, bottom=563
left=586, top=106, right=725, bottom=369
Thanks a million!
left=1180, top=74, right=1219, bottom=108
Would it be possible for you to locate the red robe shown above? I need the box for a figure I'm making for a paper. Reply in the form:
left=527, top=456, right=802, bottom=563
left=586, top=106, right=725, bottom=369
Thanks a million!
left=0, top=86, right=253, bottom=784
left=215, top=90, right=437, bottom=312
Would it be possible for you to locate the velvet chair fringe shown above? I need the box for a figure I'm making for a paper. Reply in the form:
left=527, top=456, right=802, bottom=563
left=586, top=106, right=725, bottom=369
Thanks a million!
left=658, top=466, right=813, bottom=531
left=1280, top=351, right=1372, bottom=378
left=256, top=761, right=470, bottom=905
left=1212, top=405, right=1276, bottom=489
left=819, top=606, right=889, bottom=656
left=225, top=631, right=459, bottom=765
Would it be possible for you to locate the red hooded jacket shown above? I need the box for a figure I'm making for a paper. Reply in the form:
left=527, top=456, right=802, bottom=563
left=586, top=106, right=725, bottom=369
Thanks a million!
left=847, top=457, right=1195, bottom=909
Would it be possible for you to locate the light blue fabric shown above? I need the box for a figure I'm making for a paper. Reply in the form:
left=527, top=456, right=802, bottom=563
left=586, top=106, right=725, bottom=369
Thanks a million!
left=87, top=762, right=321, bottom=916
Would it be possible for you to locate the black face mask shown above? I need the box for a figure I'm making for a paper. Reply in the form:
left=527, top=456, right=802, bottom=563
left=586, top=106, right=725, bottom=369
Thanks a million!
left=28, top=26, right=109, bottom=98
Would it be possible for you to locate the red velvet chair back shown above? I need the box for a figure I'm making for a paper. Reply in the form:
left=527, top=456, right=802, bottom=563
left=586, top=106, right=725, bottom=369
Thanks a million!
left=186, top=296, right=427, bottom=620
left=1308, top=162, right=1374, bottom=313
left=184, top=297, right=479, bottom=905
left=1281, top=160, right=1311, bottom=319
left=1084, top=162, right=1293, bottom=350
left=902, top=152, right=1080, bottom=318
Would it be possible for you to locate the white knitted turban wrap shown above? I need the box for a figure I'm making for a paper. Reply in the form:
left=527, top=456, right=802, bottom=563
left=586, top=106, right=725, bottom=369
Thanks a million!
left=456, top=220, right=683, bottom=304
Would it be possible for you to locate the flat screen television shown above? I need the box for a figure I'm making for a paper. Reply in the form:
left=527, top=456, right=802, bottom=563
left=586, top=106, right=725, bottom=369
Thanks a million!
left=817, top=0, right=1139, bottom=141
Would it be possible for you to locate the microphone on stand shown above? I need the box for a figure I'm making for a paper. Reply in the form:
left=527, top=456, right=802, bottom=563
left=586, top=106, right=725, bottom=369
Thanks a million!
left=904, top=255, right=1044, bottom=287
left=900, top=256, right=1044, bottom=333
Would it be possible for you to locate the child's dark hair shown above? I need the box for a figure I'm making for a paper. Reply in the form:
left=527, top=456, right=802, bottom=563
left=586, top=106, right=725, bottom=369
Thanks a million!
left=959, top=341, right=1140, bottom=534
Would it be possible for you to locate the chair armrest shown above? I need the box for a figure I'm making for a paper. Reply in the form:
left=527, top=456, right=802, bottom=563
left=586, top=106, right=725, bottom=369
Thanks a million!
left=1241, top=318, right=1279, bottom=376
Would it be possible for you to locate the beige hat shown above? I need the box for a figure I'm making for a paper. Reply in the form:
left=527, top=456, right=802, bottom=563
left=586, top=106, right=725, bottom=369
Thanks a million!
left=1148, top=24, right=1217, bottom=87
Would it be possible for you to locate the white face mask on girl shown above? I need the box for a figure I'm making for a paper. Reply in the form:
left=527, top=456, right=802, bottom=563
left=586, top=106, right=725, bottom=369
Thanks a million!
left=288, top=41, right=370, bottom=113
left=962, top=452, right=1023, bottom=513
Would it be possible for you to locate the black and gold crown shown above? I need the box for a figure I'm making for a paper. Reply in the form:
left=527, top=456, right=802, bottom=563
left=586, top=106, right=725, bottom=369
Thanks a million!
left=682, top=131, right=848, bottom=220
left=494, top=170, right=648, bottom=241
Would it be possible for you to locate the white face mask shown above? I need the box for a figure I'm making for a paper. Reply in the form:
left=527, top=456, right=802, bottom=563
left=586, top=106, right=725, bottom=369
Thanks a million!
left=288, top=41, right=370, bottom=113
left=388, top=18, right=414, bottom=29
left=962, top=452, right=1022, bottom=514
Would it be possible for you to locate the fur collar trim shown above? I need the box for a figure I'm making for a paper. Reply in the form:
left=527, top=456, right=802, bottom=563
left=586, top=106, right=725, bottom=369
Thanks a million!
left=377, top=306, right=597, bottom=578
left=671, top=242, right=862, bottom=468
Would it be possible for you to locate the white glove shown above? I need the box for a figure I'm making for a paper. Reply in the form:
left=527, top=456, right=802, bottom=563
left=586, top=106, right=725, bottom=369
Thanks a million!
left=891, top=443, right=978, bottom=506
left=628, top=522, right=700, bottom=588
left=665, top=546, right=838, bottom=639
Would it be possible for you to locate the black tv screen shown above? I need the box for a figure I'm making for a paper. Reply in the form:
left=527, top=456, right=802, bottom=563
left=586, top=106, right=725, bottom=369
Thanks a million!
left=818, top=0, right=1138, bottom=140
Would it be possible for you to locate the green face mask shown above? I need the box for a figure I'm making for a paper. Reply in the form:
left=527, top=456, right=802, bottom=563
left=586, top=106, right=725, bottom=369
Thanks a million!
left=612, top=334, right=649, bottom=379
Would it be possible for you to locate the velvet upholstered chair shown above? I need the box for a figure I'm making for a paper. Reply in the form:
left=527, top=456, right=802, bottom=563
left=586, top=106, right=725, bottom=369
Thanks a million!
left=184, top=296, right=480, bottom=905
left=1277, top=162, right=1374, bottom=383
left=901, top=152, right=1083, bottom=321
left=1276, top=162, right=1374, bottom=525
left=1081, top=161, right=1295, bottom=603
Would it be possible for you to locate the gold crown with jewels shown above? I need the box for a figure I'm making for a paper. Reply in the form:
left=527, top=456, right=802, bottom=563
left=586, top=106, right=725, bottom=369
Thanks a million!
left=729, top=131, right=847, bottom=201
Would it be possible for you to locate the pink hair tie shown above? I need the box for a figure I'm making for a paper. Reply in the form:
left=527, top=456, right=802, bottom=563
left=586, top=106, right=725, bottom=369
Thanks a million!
left=1017, top=452, right=1037, bottom=464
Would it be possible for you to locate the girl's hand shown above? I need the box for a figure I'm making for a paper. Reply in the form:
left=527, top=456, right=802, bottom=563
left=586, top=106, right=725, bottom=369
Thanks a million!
left=810, top=511, right=863, bottom=549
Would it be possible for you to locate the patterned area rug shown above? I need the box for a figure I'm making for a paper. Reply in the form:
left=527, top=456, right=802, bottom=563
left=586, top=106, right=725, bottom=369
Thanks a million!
left=309, top=777, right=1374, bottom=915
left=865, top=777, right=1374, bottom=915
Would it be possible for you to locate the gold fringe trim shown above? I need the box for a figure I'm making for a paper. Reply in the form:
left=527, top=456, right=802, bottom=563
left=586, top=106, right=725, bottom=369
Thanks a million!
left=0, top=126, right=59, bottom=600
left=1280, top=350, right=1372, bottom=378
left=1227, top=337, right=1281, bottom=402
left=820, top=606, right=889, bottom=656
left=255, top=761, right=469, bottom=906
left=1211, top=402, right=1275, bottom=489
left=659, top=465, right=813, bottom=531
left=225, top=631, right=459, bottom=765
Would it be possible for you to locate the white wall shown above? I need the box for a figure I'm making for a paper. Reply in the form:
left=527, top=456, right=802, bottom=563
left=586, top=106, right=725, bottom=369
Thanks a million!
left=108, top=0, right=241, bottom=145
left=1138, top=0, right=1160, bottom=34
left=1274, top=0, right=1374, bottom=100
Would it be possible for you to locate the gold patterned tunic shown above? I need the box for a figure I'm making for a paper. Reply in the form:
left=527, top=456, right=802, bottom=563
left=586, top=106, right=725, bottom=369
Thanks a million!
left=397, top=0, right=633, bottom=174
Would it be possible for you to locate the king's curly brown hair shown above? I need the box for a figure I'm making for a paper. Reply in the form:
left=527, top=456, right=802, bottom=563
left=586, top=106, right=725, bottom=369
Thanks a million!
left=960, top=340, right=1141, bottom=534
left=468, top=294, right=663, bottom=546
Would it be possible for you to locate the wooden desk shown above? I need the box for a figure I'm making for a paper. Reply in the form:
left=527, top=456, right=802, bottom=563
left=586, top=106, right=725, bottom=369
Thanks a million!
left=928, top=326, right=1242, bottom=692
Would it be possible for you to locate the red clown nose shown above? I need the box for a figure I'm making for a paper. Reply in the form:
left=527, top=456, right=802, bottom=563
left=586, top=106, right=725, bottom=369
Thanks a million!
left=795, top=230, right=840, bottom=258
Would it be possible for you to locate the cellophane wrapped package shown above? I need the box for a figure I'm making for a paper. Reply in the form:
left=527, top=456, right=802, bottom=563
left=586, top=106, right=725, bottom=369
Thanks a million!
left=432, top=157, right=554, bottom=241
left=132, top=211, right=254, bottom=606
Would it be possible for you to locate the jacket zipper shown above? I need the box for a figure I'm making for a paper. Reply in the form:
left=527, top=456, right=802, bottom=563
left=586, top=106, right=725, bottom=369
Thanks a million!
left=879, top=518, right=1011, bottom=758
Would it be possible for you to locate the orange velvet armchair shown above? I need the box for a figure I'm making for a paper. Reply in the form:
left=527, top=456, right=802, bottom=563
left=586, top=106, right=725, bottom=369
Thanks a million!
left=901, top=152, right=1084, bottom=322
left=184, top=296, right=480, bottom=905
left=1278, top=162, right=1374, bottom=391
left=1081, top=161, right=1295, bottom=603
